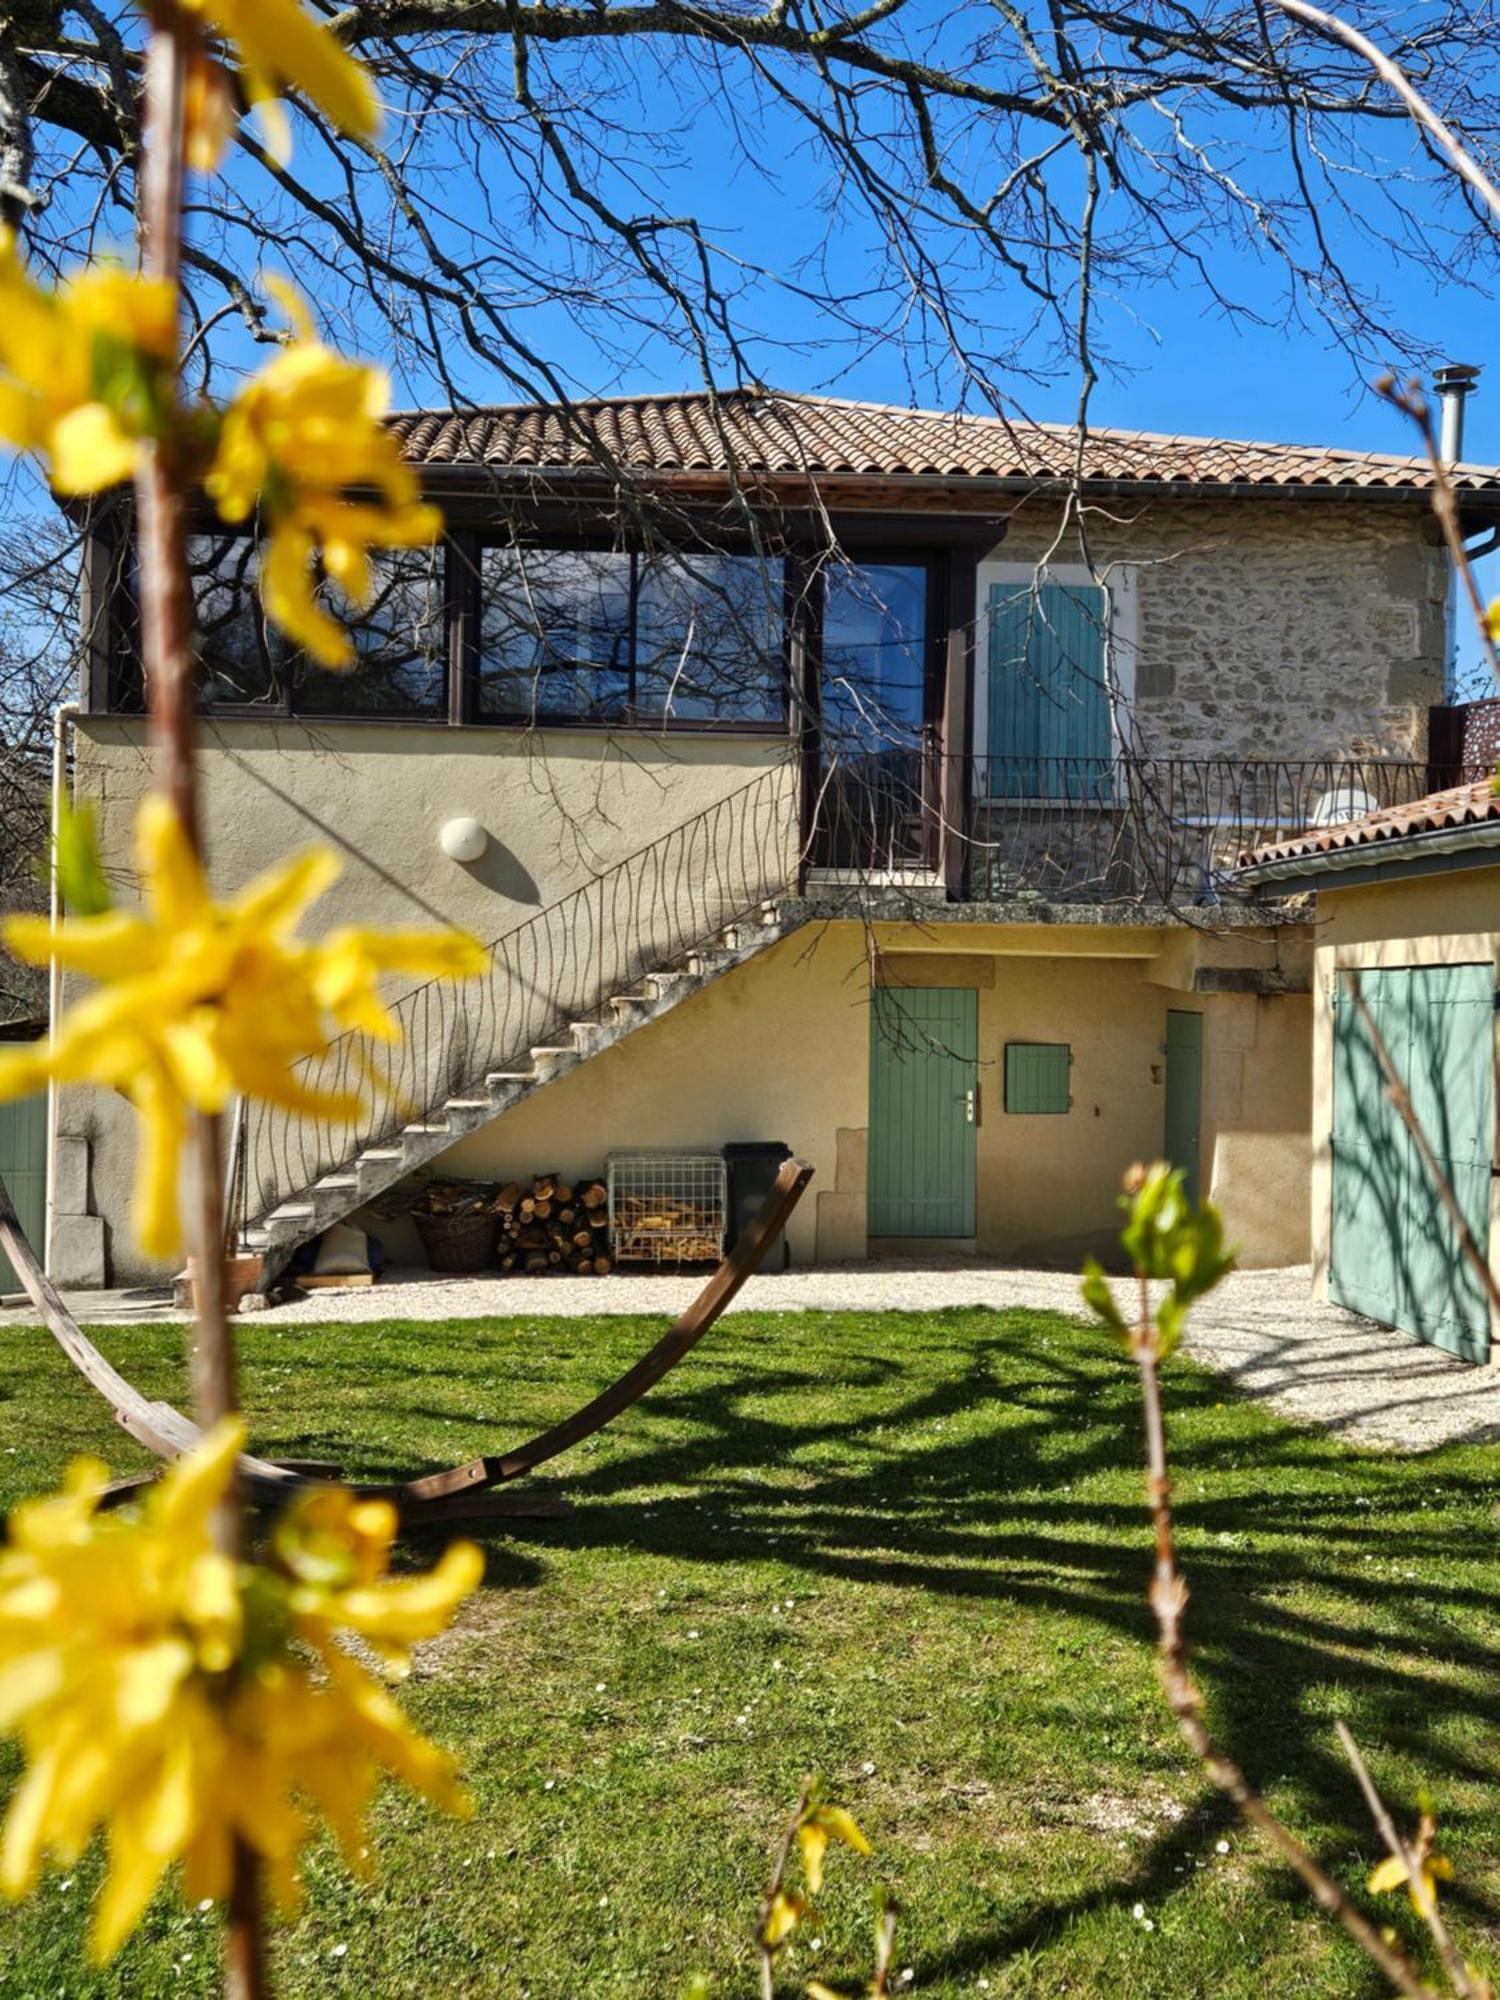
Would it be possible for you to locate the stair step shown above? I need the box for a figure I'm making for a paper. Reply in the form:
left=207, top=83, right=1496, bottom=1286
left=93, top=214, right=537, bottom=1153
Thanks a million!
left=312, top=1173, right=359, bottom=1194
left=486, top=1069, right=539, bottom=1088
left=530, top=1045, right=581, bottom=1075
left=266, top=1201, right=316, bottom=1226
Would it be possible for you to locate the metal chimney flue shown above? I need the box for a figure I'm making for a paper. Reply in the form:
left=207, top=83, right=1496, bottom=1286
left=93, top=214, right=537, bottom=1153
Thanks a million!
left=1434, top=362, right=1481, bottom=463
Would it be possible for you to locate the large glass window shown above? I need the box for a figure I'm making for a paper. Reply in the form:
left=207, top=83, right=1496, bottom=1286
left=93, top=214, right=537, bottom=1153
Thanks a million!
left=478, top=546, right=786, bottom=727
left=819, top=562, right=930, bottom=757
left=183, top=535, right=446, bottom=716
left=814, top=560, right=933, bottom=870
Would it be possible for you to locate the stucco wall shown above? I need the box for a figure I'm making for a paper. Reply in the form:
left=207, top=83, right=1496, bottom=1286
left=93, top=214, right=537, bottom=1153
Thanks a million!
left=73, top=718, right=798, bottom=939
left=996, top=496, right=1446, bottom=762
left=1309, top=870, right=1500, bottom=1330
left=371, top=917, right=1310, bottom=1275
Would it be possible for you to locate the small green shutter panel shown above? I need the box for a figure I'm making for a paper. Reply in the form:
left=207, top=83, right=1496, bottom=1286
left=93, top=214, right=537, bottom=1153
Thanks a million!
left=1330, top=965, right=1493, bottom=1362
left=1004, top=1043, right=1072, bottom=1114
left=0, top=1092, right=46, bottom=1294
left=868, top=988, right=978, bottom=1237
left=1163, top=1011, right=1204, bottom=1205
left=986, top=581, right=1111, bottom=800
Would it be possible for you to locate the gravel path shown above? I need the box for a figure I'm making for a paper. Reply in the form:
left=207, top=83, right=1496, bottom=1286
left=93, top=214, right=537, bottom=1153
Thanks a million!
left=7, top=1261, right=1499, bottom=1451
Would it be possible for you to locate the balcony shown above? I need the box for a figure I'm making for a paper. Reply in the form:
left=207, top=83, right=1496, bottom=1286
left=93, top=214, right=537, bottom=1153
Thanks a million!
left=807, top=753, right=1435, bottom=908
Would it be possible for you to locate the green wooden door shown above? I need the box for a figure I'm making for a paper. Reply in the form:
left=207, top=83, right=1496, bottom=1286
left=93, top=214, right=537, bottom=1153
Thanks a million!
left=986, top=581, right=1111, bottom=799
left=868, top=988, right=978, bottom=1237
left=1163, top=1010, right=1204, bottom=1205
left=1331, top=965, right=1494, bottom=1361
left=0, top=1092, right=46, bottom=1294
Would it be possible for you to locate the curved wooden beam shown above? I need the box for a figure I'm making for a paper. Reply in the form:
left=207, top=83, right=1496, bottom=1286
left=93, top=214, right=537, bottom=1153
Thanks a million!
left=0, top=1158, right=812, bottom=1525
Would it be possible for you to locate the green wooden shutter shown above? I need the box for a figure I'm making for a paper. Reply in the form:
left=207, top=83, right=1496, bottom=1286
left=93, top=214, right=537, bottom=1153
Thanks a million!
left=1004, top=1043, right=1072, bottom=1113
left=868, top=988, right=978, bottom=1237
left=986, top=581, right=1110, bottom=799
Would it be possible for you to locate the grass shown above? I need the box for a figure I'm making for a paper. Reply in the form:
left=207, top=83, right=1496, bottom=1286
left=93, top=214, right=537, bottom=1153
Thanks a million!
left=1, top=1303, right=1499, bottom=1999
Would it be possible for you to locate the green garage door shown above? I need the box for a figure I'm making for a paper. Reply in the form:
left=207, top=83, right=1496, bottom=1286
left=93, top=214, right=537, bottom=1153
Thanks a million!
left=1331, top=965, right=1494, bottom=1362
left=0, top=1092, right=46, bottom=1295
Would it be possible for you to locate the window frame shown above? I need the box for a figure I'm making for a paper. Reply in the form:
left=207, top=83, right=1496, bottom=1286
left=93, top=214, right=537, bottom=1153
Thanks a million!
left=462, top=533, right=795, bottom=735
left=91, top=506, right=995, bottom=756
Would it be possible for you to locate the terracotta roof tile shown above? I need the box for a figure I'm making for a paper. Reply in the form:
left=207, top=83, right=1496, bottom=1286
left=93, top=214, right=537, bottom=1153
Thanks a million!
left=1241, top=777, right=1500, bottom=873
left=389, top=388, right=1500, bottom=497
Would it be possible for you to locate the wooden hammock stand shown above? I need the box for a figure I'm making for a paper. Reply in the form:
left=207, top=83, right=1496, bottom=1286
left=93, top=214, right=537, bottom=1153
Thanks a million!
left=0, top=1157, right=812, bottom=1530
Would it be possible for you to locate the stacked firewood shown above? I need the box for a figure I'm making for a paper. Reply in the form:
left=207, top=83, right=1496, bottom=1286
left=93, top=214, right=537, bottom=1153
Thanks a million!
left=495, top=1173, right=612, bottom=1276
left=611, top=1192, right=722, bottom=1264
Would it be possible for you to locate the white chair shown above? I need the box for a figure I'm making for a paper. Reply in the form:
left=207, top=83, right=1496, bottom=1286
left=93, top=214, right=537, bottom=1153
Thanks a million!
left=1308, top=785, right=1377, bottom=828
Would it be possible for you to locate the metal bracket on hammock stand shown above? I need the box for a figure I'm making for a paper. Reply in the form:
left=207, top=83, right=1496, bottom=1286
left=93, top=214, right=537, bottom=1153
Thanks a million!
left=0, top=1158, right=813, bottom=1530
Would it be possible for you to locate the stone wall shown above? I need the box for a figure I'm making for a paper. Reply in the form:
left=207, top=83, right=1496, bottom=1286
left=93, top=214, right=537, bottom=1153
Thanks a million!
left=995, top=495, right=1447, bottom=763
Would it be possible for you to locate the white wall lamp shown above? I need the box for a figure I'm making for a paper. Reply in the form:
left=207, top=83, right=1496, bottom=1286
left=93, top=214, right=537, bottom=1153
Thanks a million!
left=438, top=816, right=488, bottom=864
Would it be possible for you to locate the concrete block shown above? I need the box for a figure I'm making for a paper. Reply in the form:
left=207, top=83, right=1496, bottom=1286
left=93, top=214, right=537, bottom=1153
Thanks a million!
left=52, top=1134, right=90, bottom=1217
left=50, top=1214, right=107, bottom=1288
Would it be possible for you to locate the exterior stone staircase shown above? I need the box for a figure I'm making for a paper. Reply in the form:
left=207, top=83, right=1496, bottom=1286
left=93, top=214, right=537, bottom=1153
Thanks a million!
left=243, top=897, right=800, bottom=1286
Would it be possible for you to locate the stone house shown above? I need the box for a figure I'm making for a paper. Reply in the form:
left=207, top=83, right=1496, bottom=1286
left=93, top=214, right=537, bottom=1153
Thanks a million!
left=52, top=389, right=1500, bottom=1286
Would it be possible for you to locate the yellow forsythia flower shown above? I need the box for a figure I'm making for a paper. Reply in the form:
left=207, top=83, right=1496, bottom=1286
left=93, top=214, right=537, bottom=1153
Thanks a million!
left=797, top=1803, right=873, bottom=1895
left=0, top=1421, right=483, bottom=1961
left=1368, top=1817, right=1454, bottom=1919
left=762, top=1888, right=809, bottom=1948
left=0, top=793, right=484, bottom=1256
left=171, top=0, right=379, bottom=156
left=184, top=54, right=239, bottom=174
left=207, top=280, right=440, bottom=666
left=0, top=231, right=176, bottom=493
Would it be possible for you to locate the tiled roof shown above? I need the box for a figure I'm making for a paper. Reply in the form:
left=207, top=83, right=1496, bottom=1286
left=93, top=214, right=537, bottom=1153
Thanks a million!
left=390, top=388, right=1500, bottom=497
left=1241, top=778, right=1500, bottom=876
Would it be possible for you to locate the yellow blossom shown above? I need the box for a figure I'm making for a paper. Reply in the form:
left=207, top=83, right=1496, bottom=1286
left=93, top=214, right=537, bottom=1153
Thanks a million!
left=1485, top=598, right=1500, bottom=643
left=170, top=0, right=379, bottom=156
left=1368, top=1817, right=1454, bottom=1919
left=207, top=279, right=439, bottom=666
left=797, top=1803, right=873, bottom=1895
left=184, top=54, right=239, bottom=174
left=0, top=794, right=484, bottom=1256
left=0, top=232, right=176, bottom=493
left=762, top=1888, right=809, bottom=1948
left=0, top=1421, right=482, bottom=1960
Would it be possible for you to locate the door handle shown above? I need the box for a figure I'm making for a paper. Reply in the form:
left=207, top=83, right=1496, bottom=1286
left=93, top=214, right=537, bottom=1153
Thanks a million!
left=964, top=1086, right=977, bottom=1125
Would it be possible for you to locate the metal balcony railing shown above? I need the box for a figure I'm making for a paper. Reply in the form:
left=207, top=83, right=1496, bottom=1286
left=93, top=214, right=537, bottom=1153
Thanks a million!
left=809, top=751, right=1434, bottom=904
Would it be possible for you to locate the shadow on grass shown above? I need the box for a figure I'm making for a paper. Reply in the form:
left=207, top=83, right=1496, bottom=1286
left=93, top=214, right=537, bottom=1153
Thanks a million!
left=397, top=1305, right=1500, bottom=1942
left=16, top=1300, right=1500, bottom=1977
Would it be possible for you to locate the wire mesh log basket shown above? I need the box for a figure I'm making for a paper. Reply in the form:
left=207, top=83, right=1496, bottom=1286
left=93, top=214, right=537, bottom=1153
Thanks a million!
left=606, top=1151, right=728, bottom=1265
left=413, top=1207, right=500, bottom=1273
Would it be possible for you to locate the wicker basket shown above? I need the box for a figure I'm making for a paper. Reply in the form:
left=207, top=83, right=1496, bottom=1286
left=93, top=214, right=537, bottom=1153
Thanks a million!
left=414, top=1208, right=499, bottom=1273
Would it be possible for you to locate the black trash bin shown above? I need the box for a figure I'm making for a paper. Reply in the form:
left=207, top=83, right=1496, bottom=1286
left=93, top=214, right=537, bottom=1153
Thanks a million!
left=723, top=1141, right=794, bottom=1268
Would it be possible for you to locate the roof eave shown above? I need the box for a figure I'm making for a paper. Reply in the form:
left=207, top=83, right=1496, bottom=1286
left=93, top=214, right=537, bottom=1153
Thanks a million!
left=1238, top=816, right=1500, bottom=890
left=406, top=461, right=1500, bottom=514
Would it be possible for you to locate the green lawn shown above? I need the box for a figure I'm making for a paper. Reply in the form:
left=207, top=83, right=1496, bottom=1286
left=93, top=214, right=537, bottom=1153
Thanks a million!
left=2, top=1304, right=1498, bottom=1999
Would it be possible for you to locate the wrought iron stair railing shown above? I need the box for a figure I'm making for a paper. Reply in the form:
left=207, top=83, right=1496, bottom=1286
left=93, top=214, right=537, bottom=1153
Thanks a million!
left=242, top=762, right=801, bottom=1227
